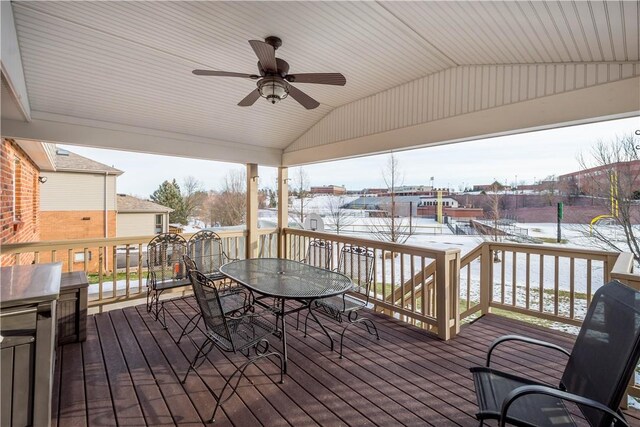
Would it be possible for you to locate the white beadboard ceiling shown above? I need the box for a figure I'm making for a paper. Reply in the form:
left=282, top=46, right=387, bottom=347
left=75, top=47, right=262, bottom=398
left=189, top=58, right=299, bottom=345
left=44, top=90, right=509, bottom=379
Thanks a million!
left=3, top=1, right=638, bottom=165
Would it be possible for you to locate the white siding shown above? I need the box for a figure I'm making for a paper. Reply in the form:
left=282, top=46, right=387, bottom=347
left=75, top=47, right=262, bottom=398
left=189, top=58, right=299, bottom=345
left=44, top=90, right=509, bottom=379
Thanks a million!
left=40, top=172, right=116, bottom=211
left=117, top=212, right=160, bottom=237
left=286, top=63, right=640, bottom=153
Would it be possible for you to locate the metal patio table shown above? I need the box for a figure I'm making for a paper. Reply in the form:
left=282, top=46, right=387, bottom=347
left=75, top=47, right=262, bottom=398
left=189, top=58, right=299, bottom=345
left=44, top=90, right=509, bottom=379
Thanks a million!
left=219, top=258, right=353, bottom=372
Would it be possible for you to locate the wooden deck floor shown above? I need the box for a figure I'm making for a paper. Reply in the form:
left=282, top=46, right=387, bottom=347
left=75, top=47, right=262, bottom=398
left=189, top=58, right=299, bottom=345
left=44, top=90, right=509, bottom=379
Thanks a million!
left=53, top=297, right=640, bottom=426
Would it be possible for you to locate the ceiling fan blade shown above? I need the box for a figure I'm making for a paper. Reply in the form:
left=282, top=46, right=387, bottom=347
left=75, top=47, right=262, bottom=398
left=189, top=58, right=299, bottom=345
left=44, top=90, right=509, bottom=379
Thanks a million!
left=287, top=84, right=320, bottom=110
left=238, top=89, right=261, bottom=107
left=249, top=40, right=277, bottom=73
left=193, top=70, right=257, bottom=78
left=287, top=73, right=346, bottom=86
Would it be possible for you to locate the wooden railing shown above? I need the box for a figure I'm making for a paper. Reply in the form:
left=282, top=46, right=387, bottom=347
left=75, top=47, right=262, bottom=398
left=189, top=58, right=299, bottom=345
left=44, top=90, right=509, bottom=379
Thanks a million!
left=459, top=241, right=620, bottom=326
left=1, top=229, right=278, bottom=311
left=281, top=228, right=461, bottom=340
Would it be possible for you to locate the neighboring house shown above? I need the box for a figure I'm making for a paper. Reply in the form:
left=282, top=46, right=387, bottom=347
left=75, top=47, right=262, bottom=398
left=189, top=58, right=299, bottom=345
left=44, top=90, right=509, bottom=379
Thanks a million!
left=0, top=138, right=55, bottom=265
left=40, top=148, right=123, bottom=241
left=116, top=194, right=171, bottom=237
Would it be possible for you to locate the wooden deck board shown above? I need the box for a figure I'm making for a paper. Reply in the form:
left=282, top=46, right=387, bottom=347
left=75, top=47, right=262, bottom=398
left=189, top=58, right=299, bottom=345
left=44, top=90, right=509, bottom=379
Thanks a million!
left=52, top=298, right=640, bottom=426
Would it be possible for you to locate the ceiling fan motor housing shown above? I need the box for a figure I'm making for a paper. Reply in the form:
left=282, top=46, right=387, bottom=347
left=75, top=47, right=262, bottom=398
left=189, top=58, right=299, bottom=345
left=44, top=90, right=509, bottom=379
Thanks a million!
left=258, top=77, right=289, bottom=103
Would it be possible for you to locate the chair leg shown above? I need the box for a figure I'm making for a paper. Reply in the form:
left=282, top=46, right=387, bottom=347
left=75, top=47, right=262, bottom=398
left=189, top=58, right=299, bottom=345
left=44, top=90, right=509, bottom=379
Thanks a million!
left=176, top=312, right=201, bottom=344
left=210, top=351, right=284, bottom=423
left=303, top=309, right=312, bottom=338
left=181, top=338, right=214, bottom=384
left=338, top=317, right=380, bottom=359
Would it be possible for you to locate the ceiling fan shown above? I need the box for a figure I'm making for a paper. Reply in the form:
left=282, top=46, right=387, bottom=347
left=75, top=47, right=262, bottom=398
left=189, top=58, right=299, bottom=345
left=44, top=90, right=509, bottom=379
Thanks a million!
left=192, top=36, right=346, bottom=110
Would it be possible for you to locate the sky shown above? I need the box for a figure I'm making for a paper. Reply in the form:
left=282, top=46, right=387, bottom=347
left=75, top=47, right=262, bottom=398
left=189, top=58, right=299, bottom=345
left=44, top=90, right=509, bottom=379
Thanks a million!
left=60, top=116, right=639, bottom=198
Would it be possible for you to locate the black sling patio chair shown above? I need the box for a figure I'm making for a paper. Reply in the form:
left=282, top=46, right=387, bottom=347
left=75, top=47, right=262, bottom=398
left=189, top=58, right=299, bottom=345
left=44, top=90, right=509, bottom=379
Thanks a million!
left=176, top=255, right=251, bottom=344
left=304, top=244, right=380, bottom=358
left=182, top=270, right=284, bottom=423
left=470, top=280, right=640, bottom=427
left=146, top=233, right=188, bottom=327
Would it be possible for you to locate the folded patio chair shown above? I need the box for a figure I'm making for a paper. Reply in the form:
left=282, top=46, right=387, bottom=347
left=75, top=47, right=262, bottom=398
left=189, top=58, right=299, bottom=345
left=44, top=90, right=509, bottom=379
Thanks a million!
left=304, top=244, right=380, bottom=358
left=146, top=233, right=188, bottom=327
left=182, top=270, right=284, bottom=423
left=176, top=255, right=251, bottom=343
left=470, top=280, right=640, bottom=427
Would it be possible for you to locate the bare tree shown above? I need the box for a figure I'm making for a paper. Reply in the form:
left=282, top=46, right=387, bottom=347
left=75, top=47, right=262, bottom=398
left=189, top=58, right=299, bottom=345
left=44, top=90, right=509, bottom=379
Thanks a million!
left=486, top=182, right=503, bottom=243
left=182, top=176, right=206, bottom=223
left=540, top=175, right=559, bottom=206
left=326, top=196, right=355, bottom=234
left=369, top=153, right=414, bottom=244
left=576, top=134, right=640, bottom=261
left=207, top=169, right=247, bottom=226
left=290, top=167, right=311, bottom=223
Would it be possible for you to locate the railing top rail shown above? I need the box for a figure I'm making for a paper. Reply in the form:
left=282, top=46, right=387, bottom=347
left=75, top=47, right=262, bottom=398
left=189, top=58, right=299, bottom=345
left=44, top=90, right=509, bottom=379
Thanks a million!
left=1, top=229, right=250, bottom=254
left=487, top=241, right=617, bottom=260
left=283, top=227, right=459, bottom=258
left=460, top=244, right=484, bottom=267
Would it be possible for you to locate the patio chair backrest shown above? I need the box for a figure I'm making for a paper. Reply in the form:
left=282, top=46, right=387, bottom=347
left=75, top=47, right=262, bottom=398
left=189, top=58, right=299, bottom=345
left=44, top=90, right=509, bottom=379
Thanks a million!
left=187, top=230, right=227, bottom=276
left=304, top=239, right=332, bottom=269
left=183, top=254, right=197, bottom=274
left=188, top=270, right=234, bottom=350
left=147, top=233, right=188, bottom=283
left=337, top=245, right=374, bottom=301
left=560, top=280, right=640, bottom=427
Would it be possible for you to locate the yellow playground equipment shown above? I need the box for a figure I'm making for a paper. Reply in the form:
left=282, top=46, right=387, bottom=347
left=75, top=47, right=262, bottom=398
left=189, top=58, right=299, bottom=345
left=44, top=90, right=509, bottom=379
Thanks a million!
left=589, top=171, right=619, bottom=235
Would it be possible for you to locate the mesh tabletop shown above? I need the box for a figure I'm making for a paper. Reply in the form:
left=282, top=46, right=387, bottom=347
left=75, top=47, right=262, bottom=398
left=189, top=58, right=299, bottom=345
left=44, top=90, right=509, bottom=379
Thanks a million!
left=219, top=258, right=353, bottom=300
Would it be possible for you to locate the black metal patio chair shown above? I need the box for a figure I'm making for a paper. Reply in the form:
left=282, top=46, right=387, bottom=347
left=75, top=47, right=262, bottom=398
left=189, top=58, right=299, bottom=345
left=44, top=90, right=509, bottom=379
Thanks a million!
left=470, top=280, right=640, bottom=427
left=176, top=255, right=251, bottom=343
left=146, top=233, right=188, bottom=327
left=182, top=270, right=284, bottom=423
left=302, top=238, right=333, bottom=269
left=304, top=244, right=380, bottom=358
left=187, top=230, right=237, bottom=283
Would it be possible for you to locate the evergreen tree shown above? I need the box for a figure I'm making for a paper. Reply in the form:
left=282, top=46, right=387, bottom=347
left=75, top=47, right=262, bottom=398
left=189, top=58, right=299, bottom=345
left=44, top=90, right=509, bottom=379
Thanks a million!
left=150, top=179, right=187, bottom=224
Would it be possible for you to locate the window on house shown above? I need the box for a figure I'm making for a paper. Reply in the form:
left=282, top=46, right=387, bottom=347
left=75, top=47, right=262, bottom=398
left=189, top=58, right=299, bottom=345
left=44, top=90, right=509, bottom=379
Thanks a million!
left=74, top=251, right=92, bottom=262
left=155, top=214, right=163, bottom=233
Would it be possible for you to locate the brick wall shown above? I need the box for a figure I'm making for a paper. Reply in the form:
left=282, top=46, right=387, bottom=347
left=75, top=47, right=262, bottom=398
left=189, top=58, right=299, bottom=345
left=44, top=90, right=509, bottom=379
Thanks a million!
left=1, top=139, right=40, bottom=266
left=39, top=210, right=117, bottom=272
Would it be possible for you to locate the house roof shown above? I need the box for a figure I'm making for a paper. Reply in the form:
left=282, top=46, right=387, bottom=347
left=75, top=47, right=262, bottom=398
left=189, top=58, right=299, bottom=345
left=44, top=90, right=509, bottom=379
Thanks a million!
left=54, top=148, right=123, bottom=175
left=117, top=194, right=172, bottom=213
left=1, top=2, right=638, bottom=167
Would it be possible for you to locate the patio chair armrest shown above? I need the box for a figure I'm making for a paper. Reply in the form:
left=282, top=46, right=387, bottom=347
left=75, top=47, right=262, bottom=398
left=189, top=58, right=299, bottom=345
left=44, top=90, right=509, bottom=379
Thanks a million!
left=499, top=385, right=628, bottom=427
left=486, top=335, right=570, bottom=367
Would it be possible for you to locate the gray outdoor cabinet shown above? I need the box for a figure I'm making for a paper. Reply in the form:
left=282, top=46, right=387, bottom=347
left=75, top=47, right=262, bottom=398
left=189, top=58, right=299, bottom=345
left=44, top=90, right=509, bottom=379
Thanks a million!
left=1, top=263, right=62, bottom=427
left=57, top=272, right=88, bottom=346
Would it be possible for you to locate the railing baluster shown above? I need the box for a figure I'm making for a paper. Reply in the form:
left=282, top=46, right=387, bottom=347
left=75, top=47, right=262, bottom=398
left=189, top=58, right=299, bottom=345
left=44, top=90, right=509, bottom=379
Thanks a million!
left=539, top=254, right=544, bottom=313
left=586, top=259, right=592, bottom=306
left=83, top=248, right=89, bottom=273
left=525, top=253, right=530, bottom=310
left=68, top=249, right=73, bottom=272
left=554, top=255, right=559, bottom=316
left=138, top=243, right=143, bottom=294
left=112, top=245, right=117, bottom=298
left=400, top=253, right=405, bottom=309
left=410, top=255, right=416, bottom=313
left=500, top=250, right=506, bottom=304
left=98, top=246, right=104, bottom=302
left=125, top=244, right=131, bottom=299
left=569, top=258, right=575, bottom=319
left=512, top=251, right=517, bottom=306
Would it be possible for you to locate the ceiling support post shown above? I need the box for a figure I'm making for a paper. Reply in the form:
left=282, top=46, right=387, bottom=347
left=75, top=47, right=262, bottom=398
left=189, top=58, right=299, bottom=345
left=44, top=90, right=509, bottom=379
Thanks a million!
left=246, top=163, right=259, bottom=259
left=277, top=167, right=289, bottom=258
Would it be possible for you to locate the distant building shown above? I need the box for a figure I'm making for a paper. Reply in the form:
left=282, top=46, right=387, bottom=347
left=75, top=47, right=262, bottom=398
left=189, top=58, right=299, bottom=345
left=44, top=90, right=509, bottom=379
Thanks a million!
left=310, top=185, right=346, bottom=195
left=417, top=197, right=483, bottom=220
left=116, top=194, right=172, bottom=237
left=558, top=160, right=640, bottom=196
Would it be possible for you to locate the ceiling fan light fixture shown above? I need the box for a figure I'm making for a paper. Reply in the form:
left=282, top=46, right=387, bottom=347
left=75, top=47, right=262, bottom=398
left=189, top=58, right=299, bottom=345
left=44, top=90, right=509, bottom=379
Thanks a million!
left=258, top=77, right=289, bottom=104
